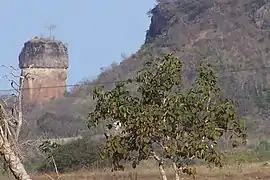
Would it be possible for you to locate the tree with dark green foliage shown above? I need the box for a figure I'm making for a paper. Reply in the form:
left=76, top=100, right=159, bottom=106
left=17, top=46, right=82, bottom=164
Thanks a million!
left=88, top=54, right=246, bottom=180
left=38, top=138, right=109, bottom=173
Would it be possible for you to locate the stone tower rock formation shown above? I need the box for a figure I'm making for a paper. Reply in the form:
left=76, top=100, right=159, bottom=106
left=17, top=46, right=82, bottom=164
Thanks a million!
left=19, top=37, right=69, bottom=105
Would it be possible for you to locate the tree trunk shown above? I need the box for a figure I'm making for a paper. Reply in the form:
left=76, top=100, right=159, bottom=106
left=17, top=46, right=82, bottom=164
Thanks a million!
left=0, top=138, right=31, bottom=180
left=158, top=163, right=167, bottom=180
left=152, top=152, right=167, bottom=180
left=51, top=156, right=60, bottom=180
left=172, top=162, right=180, bottom=180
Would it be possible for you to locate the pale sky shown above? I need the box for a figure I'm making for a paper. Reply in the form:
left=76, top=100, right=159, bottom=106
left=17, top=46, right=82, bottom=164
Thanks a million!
left=0, top=1, right=156, bottom=92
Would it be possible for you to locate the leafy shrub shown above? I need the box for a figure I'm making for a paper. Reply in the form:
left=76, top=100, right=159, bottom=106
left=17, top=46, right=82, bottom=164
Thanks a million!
left=256, top=140, right=270, bottom=152
left=225, top=151, right=260, bottom=164
left=223, top=140, right=270, bottom=165
left=37, top=137, right=110, bottom=173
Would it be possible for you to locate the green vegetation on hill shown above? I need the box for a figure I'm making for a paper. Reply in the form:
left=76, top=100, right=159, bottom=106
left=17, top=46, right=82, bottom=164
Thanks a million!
left=37, top=137, right=110, bottom=173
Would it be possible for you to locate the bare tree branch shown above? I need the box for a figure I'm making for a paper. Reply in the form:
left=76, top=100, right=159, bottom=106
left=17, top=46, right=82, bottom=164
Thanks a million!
left=0, top=64, right=34, bottom=180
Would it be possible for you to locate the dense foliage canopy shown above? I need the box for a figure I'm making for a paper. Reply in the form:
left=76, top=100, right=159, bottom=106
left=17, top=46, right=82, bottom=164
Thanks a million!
left=88, top=54, right=246, bottom=178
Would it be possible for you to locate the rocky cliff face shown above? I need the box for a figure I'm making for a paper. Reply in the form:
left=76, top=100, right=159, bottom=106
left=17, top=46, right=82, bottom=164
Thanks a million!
left=144, top=0, right=270, bottom=106
left=19, top=37, right=68, bottom=105
left=19, top=37, right=68, bottom=69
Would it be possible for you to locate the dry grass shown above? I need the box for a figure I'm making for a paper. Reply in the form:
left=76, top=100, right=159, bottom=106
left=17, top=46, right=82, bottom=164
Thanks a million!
left=2, top=162, right=270, bottom=180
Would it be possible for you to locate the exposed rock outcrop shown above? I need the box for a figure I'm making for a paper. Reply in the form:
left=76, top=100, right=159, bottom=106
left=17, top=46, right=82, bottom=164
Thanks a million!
left=19, top=37, right=69, bottom=105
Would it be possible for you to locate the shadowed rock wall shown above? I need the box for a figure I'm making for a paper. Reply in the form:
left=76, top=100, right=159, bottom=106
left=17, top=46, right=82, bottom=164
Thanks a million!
left=19, top=37, right=69, bottom=105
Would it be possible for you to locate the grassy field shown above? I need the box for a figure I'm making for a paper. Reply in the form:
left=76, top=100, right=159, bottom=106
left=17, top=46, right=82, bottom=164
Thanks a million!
left=2, top=162, right=270, bottom=180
